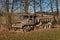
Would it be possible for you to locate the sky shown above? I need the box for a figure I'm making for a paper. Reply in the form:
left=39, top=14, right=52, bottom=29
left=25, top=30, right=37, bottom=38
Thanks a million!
left=0, top=0, right=60, bottom=13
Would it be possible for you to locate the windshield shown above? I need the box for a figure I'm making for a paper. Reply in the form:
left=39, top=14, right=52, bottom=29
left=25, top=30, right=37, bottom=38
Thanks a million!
left=20, top=15, right=29, bottom=20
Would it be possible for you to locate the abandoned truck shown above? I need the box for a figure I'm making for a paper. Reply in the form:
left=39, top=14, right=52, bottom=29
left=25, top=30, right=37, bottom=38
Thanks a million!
left=9, top=14, right=53, bottom=32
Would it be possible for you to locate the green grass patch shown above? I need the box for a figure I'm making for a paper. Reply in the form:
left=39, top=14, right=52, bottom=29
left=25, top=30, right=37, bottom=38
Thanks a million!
left=0, top=29, right=60, bottom=40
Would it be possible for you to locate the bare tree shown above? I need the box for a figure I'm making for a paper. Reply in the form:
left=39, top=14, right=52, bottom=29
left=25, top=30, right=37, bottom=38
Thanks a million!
left=25, top=0, right=28, bottom=14
left=5, top=0, right=9, bottom=13
left=0, top=10, right=1, bottom=27
left=5, top=0, right=9, bottom=27
left=40, top=0, right=43, bottom=16
left=9, top=0, right=14, bottom=27
left=34, top=0, right=36, bottom=15
left=11, top=0, right=14, bottom=13
left=56, top=0, right=59, bottom=15
left=55, top=0, right=59, bottom=23
left=50, top=0, right=55, bottom=21
left=50, top=0, right=53, bottom=13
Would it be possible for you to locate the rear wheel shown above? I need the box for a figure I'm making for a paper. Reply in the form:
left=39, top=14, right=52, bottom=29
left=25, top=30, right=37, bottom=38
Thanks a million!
left=23, top=26, right=30, bottom=32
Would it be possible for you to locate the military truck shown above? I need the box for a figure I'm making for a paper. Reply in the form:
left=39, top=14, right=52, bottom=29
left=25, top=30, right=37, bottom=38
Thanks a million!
left=9, top=14, right=40, bottom=32
left=9, top=14, right=54, bottom=32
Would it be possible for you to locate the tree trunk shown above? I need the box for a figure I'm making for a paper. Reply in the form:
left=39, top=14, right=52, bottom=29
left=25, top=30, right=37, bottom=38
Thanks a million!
left=5, top=0, right=9, bottom=27
left=50, top=0, right=55, bottom=22
left=34, top=0, right=36, bottom=15
left=9, top=0, right=14, bottom=27
left=50, top=0, right=53, bottom=13
left=56, top=0, right=59, bottom=15
left=25, top=0, right=28, bottom=14
left=34, top=0, right=36, bottom=26
left=55, top=0, right=59, bottom=23
left=40, top=0, right=43, bottom=16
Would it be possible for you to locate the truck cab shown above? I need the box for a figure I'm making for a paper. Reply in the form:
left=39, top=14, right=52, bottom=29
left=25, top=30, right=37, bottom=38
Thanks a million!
left=11, top=14, right=39, bottom=32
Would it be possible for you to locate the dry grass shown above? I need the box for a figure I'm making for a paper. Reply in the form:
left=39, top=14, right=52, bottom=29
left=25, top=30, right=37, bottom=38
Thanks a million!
left=0, top=28, right=60, bottom=40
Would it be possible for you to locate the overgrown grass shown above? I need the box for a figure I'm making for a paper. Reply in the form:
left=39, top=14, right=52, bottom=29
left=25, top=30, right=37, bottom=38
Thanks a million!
left=0, top=29, right=60, bottom=40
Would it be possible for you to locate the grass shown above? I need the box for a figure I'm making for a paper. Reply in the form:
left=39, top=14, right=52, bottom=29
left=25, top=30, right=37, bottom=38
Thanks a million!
left=0, top=28, right=60, bottom=40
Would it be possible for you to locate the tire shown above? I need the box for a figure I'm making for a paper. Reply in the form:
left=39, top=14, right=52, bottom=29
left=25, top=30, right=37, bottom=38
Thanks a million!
left=14, top=28, right=17, bottom=31
left=23, top=26, right=30, bottom=32
left=30, top=26, right=34, bottom=31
